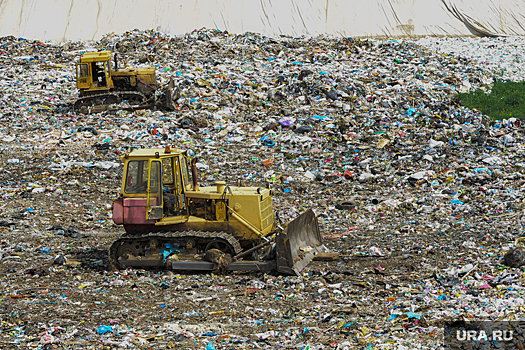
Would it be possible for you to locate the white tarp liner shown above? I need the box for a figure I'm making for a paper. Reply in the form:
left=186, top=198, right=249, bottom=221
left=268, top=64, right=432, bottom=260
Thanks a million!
left=0, top=0, right=522, bottom=41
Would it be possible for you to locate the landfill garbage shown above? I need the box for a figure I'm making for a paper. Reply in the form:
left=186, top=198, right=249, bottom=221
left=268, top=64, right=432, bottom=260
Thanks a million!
left=53, top=228, right=87, bottom=238
left=504, top=248, right=525, bottom=267
left=0, top=29, right=525, bottom=349
left=53, top=255, right=66, bottom=265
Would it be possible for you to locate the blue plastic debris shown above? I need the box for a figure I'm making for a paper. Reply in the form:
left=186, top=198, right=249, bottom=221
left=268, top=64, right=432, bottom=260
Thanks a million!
left=205, top=342, right=216, bottom=350
left=312, top=114, right=327, bottom=121
left=405, top=312, right=422, bottom=320
left=159, top=242, right=179, bottom=263
left=406, top=107, right=416, bottom=116
left=263, top=139, right=275, bottom=147
left=96, top=325, right=113, bottom=334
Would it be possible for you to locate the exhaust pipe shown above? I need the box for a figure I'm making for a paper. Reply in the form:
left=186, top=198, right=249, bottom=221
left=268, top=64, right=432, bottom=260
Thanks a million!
left=191, top=157, right=199, bottom=191
left=215, top=181, right=225, bottom=193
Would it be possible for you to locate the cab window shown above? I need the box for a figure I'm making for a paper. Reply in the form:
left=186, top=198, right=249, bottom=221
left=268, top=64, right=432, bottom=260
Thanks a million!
left=77, top=64, right=88, bottom=78
left=182, top=157, right=193, bottom=189
left=162, top=158, right=174, bottom=185
left=125, top=160, right=161, bottom=193
left=125, top=160, right=149, bottom=193
left=187, top=159, right=193, bottom=188
left=148, top=162, right=160, bottom=193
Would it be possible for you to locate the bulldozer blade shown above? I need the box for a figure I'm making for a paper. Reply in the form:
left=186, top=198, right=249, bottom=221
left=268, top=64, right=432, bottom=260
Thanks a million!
left=163, top=78, right=178, bottom=110
left=275, top=209, right=328, bottom=276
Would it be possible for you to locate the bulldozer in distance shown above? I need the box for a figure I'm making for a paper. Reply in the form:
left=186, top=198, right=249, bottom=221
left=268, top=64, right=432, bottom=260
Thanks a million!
left=110, top=146, right=327, bottom=275
left=74, top=51, right=177, bottom=114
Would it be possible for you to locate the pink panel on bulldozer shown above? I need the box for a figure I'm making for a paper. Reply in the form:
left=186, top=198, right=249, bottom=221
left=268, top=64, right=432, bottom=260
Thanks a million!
left=112, top=199, right=124, bottom=225
left=123, top=198, right=158, bottom=224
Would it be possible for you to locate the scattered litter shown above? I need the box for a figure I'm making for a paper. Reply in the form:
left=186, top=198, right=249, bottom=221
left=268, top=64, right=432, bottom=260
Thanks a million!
left=0, top=28, right=524, bottom=349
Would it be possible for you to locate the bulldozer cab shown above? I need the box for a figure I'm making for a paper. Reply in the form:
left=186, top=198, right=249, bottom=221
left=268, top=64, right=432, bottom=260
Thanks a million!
left=76, top=51, right=113, bottom=90
left=121, top=148, right=189, bottom=222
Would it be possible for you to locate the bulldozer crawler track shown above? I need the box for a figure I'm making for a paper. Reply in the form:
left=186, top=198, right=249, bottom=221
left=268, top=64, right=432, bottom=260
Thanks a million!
left=73, top=91, right=147, bottom=113
left=109, top=230, right=242, bottom=270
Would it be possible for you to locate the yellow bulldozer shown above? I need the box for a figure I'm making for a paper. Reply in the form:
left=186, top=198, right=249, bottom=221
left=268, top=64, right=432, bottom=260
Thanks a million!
left=74, top=51, right=176, bottom=114
left=110, top=146, right=326, bottom=275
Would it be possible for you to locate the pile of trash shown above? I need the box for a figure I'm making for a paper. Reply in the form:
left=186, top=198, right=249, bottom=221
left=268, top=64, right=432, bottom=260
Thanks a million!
left=1, top=29, right=525, bottom=349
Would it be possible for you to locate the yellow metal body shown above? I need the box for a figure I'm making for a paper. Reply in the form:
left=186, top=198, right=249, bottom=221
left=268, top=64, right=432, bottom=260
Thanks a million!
left=76, top=51, right=156, bottom=95
left=118, top=148, right=274, bottom=243
left=111, top=67, right=156, bottom=87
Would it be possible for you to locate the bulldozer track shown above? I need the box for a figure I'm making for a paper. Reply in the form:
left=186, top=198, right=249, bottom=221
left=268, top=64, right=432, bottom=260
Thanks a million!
left=73, top=91, right=147, bottom=113
left=109, top=230, right=242, bottom=270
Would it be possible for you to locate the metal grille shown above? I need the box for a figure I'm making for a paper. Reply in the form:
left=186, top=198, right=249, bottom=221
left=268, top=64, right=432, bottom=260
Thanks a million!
left=260, top=196, right=274, bottom=230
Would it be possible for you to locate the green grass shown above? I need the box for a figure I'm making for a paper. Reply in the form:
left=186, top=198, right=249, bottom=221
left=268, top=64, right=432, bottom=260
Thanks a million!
left=455, top=80, right=525, bottom=120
